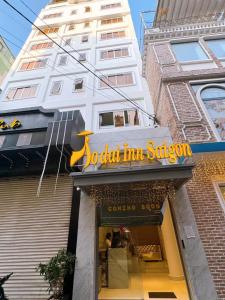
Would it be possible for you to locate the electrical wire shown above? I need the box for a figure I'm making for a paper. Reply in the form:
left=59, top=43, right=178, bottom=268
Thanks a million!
left=2, top=0, right=156, bottom=122
left=0, top=32, right=127, bottom=107
left=17, top=0, right=153, bottom=122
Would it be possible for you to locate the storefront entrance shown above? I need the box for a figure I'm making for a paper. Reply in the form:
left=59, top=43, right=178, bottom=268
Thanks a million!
left=98, top=202, right=190, bottom=300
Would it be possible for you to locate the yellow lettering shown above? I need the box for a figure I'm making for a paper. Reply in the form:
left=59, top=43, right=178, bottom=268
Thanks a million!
left=100, top=144, right=109, bottom=164
left=91, top=151, right=98, bottom=165
left=136, top=148, right=144, bottom=160
left=181, top=143, right=192, bottom=157
left=123, top=143, right=129, bottom=161
left=0, top=120, right=9, bottom=130
left=168, top=144, right=177, bottom=163
left=146, top=141, right=156, bottom=160
left=10, top=119, right=22, bottom=129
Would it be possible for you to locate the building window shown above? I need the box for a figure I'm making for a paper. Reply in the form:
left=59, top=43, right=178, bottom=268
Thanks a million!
left=100, top=31, right=125, bottom=40
left=6, top=85, right=38, bottom=100
left=68, top=24, right=76, bottom=31
left=64, top=38, right=71, bottom=46
left=99, top=110, right=139, bottom=128
left=37, top=27, right=59, bottom=36
left=43, top=12, right=62, bottom=19
left=206, top=39, right=225, bottom=59
left=100, top=48, right=129, bottom=60
left=30, top=42, right=53, bottom=51
left=50, top=81, right=62, bottom=95
left=101, top=17, right=123, bottom=25
left=74, top=79, right=84, bottom=92
left=200, top=86, right=225, bottom=140
left=19, top=58, right=48, bottom=71
left=171, top=42, right=208, bottom=62
left=99, top=73, right=134, bottom=88
left=214, top=183, right=225, bottom=213
left=101, top=3, right=121, bottom=10
left=81, top=35, right=89, bottom=43
left=79, top=53, right=86, bottom=62
left=17, top=133, right=32, bottom=147
left=85, top=6, right=91, bottom=12
left=84, top=22, right=90, bottom=28
left=71, top=10, right=77, bottom=15
left=58, top=55, right=68, bottom=66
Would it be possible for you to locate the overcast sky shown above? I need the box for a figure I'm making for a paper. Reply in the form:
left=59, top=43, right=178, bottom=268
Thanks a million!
left=0, top=0, right=157, bottom=56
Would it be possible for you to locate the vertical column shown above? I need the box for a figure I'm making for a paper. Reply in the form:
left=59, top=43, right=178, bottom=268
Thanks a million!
left=73, top=191, right=97, bottom=300
left=161, top=200, right=184, bottom=279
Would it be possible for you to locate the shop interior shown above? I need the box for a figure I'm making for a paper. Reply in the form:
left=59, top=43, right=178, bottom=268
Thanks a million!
left=98, top=203, right=190, bottom=300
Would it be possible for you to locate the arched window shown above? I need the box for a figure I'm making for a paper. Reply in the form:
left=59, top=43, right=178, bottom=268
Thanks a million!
left=201, top=86, right=225, bottom=140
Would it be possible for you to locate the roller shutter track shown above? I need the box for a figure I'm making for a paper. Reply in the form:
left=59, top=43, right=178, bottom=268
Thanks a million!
left=0, top=175, right=73, bottom=300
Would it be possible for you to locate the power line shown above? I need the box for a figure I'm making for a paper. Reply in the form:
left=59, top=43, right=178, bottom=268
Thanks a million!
left=0, top=31, right=145, bottom=117
left=17, top=0, right=152, bottom=121
left=2, top=0, right=156, bottom=122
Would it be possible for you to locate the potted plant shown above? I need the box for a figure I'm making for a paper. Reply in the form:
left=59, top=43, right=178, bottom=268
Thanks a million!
left=36, top=249, right=76, bottom=300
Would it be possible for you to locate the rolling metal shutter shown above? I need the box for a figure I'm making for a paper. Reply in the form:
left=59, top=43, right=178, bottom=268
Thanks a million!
left=0, top=175, right=73, bottom=300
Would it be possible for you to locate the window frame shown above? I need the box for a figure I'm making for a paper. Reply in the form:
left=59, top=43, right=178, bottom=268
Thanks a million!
left=5, top=84, right=39, bottom=101
left=50, top=80, right=63, bottom=96
left=58, top=55, right=68, bottom=66
left=192, top=82, right=225, bottom=141
left=101, top=17, right=123, bottom=26
left=99, top=109, right=140, bottom=129
left=213, top=181, right=225, bottom=214
left=19, top=58, right=48, bottom=71
left=101, top=3, right=121, bottom=10
left=73, top=78, right=85, bottom=93
left=99, top=72, right=135, bottom=89
left=100, top=47, right=130, bottom=60
left=100, top=30, right=126, bottom=41
left=205, top=38, right=225, bottom=60
left=37, top=26, right=59, bottom=36
left=171, top=40, right=210, bottom=63
left=81, top=35, right=89, bottom=43
left=30, top=42, right=53, bottom=51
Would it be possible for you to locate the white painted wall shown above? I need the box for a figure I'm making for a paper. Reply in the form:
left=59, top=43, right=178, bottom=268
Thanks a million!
left=0, top=0, right=154, bottom=131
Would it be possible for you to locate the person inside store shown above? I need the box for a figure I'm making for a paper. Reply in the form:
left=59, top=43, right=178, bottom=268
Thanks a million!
left=105, top=232, right=112, bottom=252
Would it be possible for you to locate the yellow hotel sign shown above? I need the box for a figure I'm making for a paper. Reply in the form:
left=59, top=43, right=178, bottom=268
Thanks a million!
left=70, top=131, right=192, bottom=169
left=0, top=119, right=22, bottom=130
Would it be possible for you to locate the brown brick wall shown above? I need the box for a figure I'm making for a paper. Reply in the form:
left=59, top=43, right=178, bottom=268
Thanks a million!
left=145, top=40, right=225, bottom=299
left=187, top=153, right=225, bottom=300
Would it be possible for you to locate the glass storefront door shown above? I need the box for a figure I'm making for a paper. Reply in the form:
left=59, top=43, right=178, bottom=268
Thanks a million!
left=98, top=204, right=190, bottom=300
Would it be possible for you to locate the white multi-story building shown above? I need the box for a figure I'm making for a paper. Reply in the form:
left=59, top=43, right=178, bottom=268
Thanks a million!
left=0, top=0, right=153, bottom=132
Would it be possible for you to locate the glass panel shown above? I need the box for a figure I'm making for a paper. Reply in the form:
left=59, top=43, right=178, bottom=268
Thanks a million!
left=172, top=42, right=208, bottom=62
left=29, top=85, right=37, bottom=97
left=125, top=110, right=139, bottom=126
left=51, top=81, right=62, bottom=95
left=201, top=87, right=225, bottom=100
left=114, top=111, right=124, bottom=127
left=201, top=87, right=225, bottom=140
left=6, top=88, right=16, bottom=100
left=219, top=185, right=225, bottom=201
left=74, top=79, right=84, bottom=91
left=0, top=135, right=5, bottom=147
left=14, top=88, right=24, bottom=99
left=17, top=133, right=32, bottom=146
left=207, top=39, right=225, bottom=58
left=99, top=112, right=114, bottom=127
left=22, top=87, right=32, bottom=98
left=58, top=56, right=67, bottom=66
left=108, top=75, right=116, bottom=86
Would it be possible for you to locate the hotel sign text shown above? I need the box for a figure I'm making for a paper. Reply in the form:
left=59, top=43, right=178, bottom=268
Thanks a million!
left=0, top=119, right=22, bottom=130
left=70, top=131, right=192, bottom=168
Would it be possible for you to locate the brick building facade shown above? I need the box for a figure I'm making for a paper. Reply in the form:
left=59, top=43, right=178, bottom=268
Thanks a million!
left=143, top=1, right=225, bottom=299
